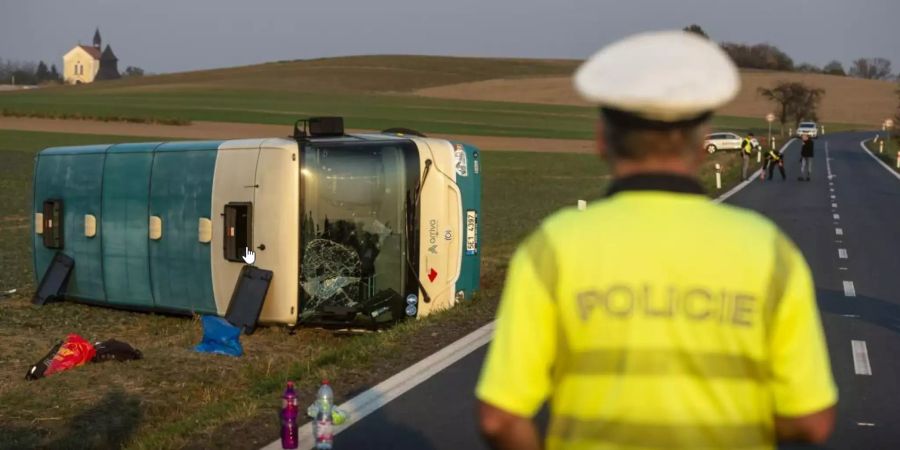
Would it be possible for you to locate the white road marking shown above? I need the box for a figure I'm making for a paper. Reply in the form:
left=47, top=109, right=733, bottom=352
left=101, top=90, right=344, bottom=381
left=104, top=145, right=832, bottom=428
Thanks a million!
left=261, top=322, right=496, bottom=450
left=831, top=195, right=836, bottom=199
left=859, top=139, right=900, bottom=181
left=833, top=213, right=841, bottom=220
left=842, top=314, right=860, bottom=318
left=839, top=248, right=848, bottom=259
left=844, top=281, right=857, bottom=297
left=857, top=422, right=876, bottom=427
left=832, top=203, right=838, bottom=208
left=839, top=267, right=849, bottom=271
left=826, top=141, right=834, bottom=179
left=852, top=340, right=873, bottom=375
left=836, top=228, right=844, bottom=235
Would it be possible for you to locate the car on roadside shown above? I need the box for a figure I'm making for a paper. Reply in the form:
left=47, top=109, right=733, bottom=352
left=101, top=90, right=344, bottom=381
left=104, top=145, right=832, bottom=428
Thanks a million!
left=796, top=122, right=819, bottom=139
left=703, top=132, right=743, bottom=153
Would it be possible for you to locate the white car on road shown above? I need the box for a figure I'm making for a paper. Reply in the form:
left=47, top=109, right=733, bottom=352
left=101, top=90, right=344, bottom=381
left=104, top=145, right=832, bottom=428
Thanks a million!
left=704, top=132, right=743, bottom=153
left=796, top=122, right=818, bottom=139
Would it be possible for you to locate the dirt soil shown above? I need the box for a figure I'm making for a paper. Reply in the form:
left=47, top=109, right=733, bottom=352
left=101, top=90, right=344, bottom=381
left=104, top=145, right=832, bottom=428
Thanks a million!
left=415, top=70, right=898, bottom=126
left=0, top=117, right=595, bottom=154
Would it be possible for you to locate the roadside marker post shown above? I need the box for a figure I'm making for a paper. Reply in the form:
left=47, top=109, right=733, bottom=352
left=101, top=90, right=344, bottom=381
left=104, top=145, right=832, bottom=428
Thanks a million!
left=896, top=151, right=899, bottom=169
left=880, top=140, right=884, bottom=154
left=822, top=125, right=825, bottom=135
left=757, top=151, right=761, bottom=163
left=715, top=163, right=722, bottom=190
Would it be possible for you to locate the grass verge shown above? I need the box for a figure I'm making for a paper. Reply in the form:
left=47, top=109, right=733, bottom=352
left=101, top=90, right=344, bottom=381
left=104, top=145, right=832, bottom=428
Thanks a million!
left=0, top=129, right=746, bottom=449
left=864, top=136, right=900, bottom=172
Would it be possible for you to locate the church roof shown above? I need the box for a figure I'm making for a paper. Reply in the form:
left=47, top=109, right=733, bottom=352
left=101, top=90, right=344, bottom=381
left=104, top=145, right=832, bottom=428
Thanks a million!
left=77, top=45, right=102, bottom=60
left=101, top=44, right=118, bottom=61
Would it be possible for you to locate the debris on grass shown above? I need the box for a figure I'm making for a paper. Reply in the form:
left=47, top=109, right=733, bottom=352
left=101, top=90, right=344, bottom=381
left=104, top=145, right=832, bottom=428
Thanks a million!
left=195, top=316, right=244, bottom=357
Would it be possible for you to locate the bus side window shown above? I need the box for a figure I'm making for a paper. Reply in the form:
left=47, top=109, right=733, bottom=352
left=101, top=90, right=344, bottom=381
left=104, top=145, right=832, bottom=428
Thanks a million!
left=224, top=202, right=252, bottom=262
left=43, top=199, right=64, bottom=249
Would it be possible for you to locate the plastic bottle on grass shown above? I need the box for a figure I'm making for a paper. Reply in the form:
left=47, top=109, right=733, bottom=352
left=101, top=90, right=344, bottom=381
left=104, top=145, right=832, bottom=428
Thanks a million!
left=313, top=380, right=334, bottom=449
left=280, top=381, right=299, bottom=450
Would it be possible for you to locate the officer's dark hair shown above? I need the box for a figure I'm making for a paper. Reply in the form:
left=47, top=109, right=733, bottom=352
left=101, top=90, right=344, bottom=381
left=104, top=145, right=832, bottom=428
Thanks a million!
left=600, top=108, right=709, bottom=161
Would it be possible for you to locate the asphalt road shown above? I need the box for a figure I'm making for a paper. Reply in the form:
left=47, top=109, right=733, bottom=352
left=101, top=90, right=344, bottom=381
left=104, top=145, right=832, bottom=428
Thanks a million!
left=331, top=131, right=900, bottom=450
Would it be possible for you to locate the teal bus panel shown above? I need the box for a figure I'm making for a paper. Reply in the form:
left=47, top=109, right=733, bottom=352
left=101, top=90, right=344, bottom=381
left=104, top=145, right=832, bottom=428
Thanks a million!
left=453, top=142, right=482, bottom=300
left=148, top=144, right=219, bottom=314
left=32, top=146, right=109, bottom=302
left=102, top=143, right=160, bottom=308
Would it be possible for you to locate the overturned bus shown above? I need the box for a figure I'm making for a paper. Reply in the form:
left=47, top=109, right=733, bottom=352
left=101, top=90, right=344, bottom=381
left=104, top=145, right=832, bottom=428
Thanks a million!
left=31, top=118, right=481, bottom=327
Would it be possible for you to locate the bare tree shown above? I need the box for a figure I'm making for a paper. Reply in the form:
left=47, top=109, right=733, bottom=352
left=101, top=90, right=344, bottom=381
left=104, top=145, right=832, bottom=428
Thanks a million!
left=683, top=24, right=709, bottom=39
left=849, top=57, right=893, bottom=80
left=758, top=82, right=826, bottom=132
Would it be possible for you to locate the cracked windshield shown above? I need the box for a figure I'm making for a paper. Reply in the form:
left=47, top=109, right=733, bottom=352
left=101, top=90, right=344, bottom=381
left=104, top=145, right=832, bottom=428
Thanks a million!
left=299, top=142, right=419, bottom=321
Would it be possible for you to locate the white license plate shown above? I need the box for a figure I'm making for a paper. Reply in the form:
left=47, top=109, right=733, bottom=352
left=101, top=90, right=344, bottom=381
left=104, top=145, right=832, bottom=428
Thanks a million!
left=466, top=210, right=478, bottom=255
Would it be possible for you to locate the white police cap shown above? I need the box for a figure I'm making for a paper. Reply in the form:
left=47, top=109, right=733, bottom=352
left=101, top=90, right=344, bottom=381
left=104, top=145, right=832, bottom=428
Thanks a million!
left=574, top=30, right=740, bottom=122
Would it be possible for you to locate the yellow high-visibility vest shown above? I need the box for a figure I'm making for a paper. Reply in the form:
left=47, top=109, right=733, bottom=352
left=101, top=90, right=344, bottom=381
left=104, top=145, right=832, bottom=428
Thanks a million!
left=477, top=175, right=837, bottom=450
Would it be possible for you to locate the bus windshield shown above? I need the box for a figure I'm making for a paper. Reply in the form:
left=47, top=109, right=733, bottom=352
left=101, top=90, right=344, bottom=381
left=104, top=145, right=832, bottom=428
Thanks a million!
left=299, top=140, right=420, bottom=323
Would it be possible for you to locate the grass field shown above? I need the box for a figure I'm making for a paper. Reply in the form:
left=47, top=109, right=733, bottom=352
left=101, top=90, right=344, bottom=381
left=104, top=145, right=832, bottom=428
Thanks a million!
left=0, top=128, right=746, bottom=449
left=416, top=67, right=896, bottom=128
left=0, top=55, right=863, bottom=141
left=0, top=86, right=780, bottom=141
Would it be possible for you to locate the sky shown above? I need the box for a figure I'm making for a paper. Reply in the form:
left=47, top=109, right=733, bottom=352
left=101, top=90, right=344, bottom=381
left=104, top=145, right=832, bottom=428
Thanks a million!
left=1, top=0, right=898, bottom=74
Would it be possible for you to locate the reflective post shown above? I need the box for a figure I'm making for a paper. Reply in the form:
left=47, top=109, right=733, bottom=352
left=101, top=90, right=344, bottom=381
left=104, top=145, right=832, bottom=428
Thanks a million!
left=715, top=163, right=722, bottom=190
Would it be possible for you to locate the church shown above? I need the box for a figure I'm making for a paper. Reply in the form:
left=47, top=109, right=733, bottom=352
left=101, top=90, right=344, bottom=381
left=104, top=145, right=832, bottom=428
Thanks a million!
left=63, top=28, right=120, bottom=84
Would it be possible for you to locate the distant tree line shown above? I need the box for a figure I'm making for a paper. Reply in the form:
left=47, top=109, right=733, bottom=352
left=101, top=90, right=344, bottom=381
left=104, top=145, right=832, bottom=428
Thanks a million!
left=683, top=24, right=896, bottom=80
left=0, top=58, right=61, bottom=85
left=1, top=57, right=146, bottom=85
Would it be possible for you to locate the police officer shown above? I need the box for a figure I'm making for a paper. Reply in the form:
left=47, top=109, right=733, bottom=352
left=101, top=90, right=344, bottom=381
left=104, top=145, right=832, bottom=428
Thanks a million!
left=799, top=134, right=814, bottom=181
left=766, top=144, right=786, bottom=181
left=477, top=31, right=836, bottom=450
left=740, top=132, right=757, bottom=180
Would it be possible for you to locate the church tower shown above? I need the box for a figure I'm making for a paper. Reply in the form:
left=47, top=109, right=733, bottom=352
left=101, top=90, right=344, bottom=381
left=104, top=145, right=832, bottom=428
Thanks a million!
left=93, top=27, right=102, bottom=49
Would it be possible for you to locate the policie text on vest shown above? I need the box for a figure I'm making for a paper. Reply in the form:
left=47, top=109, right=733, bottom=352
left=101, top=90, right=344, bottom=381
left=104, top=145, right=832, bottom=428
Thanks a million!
left=577, top=284, right=755, bottom=327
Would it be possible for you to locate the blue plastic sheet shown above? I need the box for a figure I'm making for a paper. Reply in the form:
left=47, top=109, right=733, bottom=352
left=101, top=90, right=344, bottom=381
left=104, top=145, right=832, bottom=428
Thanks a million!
left=194, top=316, right=243, bottom=357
